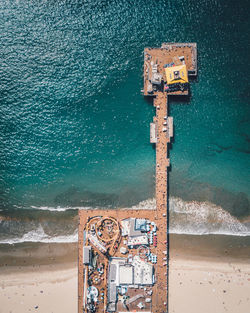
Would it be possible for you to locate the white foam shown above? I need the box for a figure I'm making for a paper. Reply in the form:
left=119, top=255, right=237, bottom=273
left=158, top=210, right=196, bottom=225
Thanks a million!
left=127, top=197, right=250, bottom=236
left=30, top=205, right=92, bottom=212
left=0, top=225, right=78, bottom=244
left=1, top=197, right=250, bottom=245
left=169, top=197, right=250, bottom=236
left=131, top=198, right=156, bottom=210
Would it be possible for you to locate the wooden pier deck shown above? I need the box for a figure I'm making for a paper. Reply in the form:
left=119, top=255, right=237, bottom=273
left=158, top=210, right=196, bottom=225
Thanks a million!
left=153, top=92, right=170, bottom=309
left=78, top=93, right=171, bottom=313
left=78, top=42, right=197, bottom=313
left=144, top=42, right=197, bottom=96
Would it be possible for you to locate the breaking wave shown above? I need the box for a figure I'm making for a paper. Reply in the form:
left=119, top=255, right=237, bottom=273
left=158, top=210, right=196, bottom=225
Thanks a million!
left=30, top=205, right=90, bottom=212
left=0, top=197, right=250, bottom=244
left=131, top=197, right=250, bottom=236
left=169, top=197, right=250, bottom=236
left=0, top=225, right=78, bottom=244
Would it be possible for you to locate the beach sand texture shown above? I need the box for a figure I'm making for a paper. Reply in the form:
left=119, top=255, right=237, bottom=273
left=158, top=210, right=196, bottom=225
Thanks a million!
left=169, top=259, right=250, bottom=313
left=1, top=255, right=250, bottom=313
left=0, top=265, right=77, bottom=313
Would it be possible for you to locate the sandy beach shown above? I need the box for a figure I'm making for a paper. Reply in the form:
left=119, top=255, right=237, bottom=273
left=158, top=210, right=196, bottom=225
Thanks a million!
left=0, top=243, right=78, bottom=313
left=0, top=264, right=77, bottom=313
left=169, top=258, right=250, bottom=313
left=1, top=236, right=250, bottom=313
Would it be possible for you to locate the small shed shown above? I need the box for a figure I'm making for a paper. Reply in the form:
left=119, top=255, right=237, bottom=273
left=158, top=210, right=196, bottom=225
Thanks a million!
left=83, top=246, right=92, bottom=265
left=150, top=123, right=157, bottom=143
left=168, top=117, right=174, bottom=138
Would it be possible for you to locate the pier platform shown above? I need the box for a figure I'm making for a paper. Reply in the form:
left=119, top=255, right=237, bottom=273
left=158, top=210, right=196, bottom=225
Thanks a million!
left=144, top=42, right=197, bottom=96
left=78, top=42, right=197, bottom=313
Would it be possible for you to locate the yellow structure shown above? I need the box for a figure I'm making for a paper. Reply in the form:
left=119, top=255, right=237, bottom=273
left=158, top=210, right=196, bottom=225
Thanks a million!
left=164, top=64, right=189, bottom=85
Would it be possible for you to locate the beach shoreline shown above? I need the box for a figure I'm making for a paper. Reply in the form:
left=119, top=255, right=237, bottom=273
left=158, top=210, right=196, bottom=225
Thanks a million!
left=1, top=250, right=249, bottom=313
left=1, top=234, right=249, bottom=268
left=0, top=235, right=249, bottom=312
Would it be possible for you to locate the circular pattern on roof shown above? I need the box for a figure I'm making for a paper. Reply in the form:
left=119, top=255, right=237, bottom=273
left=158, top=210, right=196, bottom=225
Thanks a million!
left=137, top=245, right=150, bottom=260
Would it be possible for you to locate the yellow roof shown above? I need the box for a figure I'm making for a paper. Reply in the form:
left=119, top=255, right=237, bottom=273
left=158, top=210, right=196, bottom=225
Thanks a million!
left=165, top=65, right=188, bottom=85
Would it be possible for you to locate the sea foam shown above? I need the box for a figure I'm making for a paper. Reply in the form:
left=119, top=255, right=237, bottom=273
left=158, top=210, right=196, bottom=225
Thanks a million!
left=1, top=197, right=250, bottom=244
left=31, top=205, right=82, bottom=212
left=0, top=225, right=78, bottom=244
left=169, top=197, right=250, bottom=236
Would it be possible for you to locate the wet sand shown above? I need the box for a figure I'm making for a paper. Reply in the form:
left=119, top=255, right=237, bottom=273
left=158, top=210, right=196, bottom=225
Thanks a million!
left=170, top=234, right=250, bottom=262
left=0, top=242, right=77, bottom=267
left=169, top=234, right=250, bottom=313
left=0, top=235, right=249, bottom=313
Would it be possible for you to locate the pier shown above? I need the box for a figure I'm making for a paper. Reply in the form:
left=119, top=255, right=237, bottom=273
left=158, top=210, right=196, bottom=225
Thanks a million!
left=144, top=42, right=197, bottom=96
left=78, top=42, right=197, bottom=313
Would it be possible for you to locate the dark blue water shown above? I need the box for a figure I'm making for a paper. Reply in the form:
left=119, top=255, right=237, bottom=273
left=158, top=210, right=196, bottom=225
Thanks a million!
left=0, top=0, right=250, bottom=241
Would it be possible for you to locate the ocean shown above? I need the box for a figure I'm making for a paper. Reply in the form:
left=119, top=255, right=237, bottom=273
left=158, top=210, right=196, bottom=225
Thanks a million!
left=0, top=0, right=250, bottom=244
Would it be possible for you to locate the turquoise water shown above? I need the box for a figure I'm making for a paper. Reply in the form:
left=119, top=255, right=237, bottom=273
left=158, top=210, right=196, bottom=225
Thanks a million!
left=0, top=0, right=250, bottom=241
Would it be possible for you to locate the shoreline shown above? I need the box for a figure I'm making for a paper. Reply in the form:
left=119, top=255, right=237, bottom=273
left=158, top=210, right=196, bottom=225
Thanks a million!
left=1, top=196, right=249, bottom=249
left=0, top=242, right=77, bottom=269
left=0, top=241, right=249, bottom=313
left=1, top=234, right=249, bottom=312
left=1, top=233, right=250, bottom=268
left=170, top=234, right=250, bottom=264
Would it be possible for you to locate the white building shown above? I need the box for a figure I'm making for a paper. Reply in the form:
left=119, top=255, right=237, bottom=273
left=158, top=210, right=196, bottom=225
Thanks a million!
left=83, top=246, right=91, bottom=265
left=127, top=235, right=148, bottom=247
left=132, top=256, right=154, bottom=285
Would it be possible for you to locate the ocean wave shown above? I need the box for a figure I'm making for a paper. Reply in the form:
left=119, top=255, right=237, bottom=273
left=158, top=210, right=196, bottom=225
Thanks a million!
left=30, top=205, right=78, bottom=212
left=30, top=205, right=96, bottom=212
left=0, top=197, right=250, bottom=244
left=131, top=198, right=156, bottom=210
left=169, top=197, right=250, bottom=236
left=130, top=197, right=250, bottom=236
left=0, top=225, right=78, bottom=244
